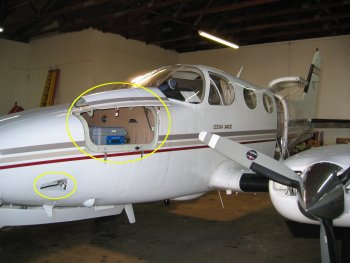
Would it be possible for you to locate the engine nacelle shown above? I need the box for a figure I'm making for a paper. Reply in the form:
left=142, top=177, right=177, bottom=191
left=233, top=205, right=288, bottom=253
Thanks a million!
left=269, top=145, right=350, bottom=227
left=208, top=160, right=268, bottom=193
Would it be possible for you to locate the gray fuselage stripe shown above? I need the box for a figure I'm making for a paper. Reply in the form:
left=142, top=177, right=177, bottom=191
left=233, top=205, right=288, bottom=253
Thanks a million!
left=0, top=141, right=85, bottom=155
left=86, top=97, right=169, bottom=106
left=0, top=130, right=276, bottom=156
left=158, top=129, right=277, bottom=141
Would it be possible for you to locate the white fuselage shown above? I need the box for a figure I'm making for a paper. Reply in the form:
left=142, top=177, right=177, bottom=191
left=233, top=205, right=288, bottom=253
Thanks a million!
left=0, top=65, right=277, bottom=210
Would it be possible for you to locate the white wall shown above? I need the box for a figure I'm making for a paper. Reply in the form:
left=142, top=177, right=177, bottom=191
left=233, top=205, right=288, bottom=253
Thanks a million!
left=29, top=30, right=94, bottom=107
left=0, top=28, right=178, bottom=114
left=314, top=128, right=350, bottom=145
left=28, top=29, right=178, bottom=107
left=179, top=35, right=350, bottom=119
left=0, top=39, right=29, bottom=114
left=0, top=31, right=349, bottom=120
left=93, top=31, right=178, bottom=85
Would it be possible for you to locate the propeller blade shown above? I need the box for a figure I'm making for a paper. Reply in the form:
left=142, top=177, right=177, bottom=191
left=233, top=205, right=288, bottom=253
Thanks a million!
left=320, top=219, right=340, bottom=263
left=338, top=166, right=350, bottom=186
left=199, top=131, right=301, bottom=189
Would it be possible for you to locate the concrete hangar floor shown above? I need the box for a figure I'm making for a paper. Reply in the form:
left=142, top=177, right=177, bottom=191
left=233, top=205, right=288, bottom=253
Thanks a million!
left=0, top=192, right=320, bottom=263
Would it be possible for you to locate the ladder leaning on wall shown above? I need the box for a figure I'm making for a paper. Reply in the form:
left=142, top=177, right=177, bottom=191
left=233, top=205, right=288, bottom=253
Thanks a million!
left=40, top=68, right=60, bottom=107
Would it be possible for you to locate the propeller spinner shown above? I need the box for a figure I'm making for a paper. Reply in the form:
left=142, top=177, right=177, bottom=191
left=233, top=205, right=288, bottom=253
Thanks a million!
left=199, top=131, right=348, bottom=263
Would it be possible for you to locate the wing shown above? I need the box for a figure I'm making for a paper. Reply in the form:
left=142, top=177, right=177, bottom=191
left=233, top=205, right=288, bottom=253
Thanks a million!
left=207, top=160, right=268, bottom=193
left=199, top=131, right=301, bottom=190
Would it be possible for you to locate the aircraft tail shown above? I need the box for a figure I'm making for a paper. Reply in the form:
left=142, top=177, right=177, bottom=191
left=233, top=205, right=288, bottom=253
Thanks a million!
left=300, top=49, right=321, bottom=119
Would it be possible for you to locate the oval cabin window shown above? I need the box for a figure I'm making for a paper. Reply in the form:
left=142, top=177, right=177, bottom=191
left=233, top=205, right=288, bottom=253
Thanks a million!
left=263, top=93, right=274, bottom=113
left=243, top=88, right=257, bottom=109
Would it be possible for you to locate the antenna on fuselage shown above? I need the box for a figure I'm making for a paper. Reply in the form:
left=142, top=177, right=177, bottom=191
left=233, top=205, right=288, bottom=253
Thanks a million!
left=236, top=66, right=243, bottom=78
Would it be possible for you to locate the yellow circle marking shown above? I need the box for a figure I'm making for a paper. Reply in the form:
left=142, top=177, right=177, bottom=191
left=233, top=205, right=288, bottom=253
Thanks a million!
left=65, top=82, right=172, bottom=164
left=33, top=172, right=77, bottom=200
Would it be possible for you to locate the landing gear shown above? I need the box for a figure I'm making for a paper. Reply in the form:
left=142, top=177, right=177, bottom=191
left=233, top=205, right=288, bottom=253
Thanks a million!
left=341, top=227, right=350, bottom=263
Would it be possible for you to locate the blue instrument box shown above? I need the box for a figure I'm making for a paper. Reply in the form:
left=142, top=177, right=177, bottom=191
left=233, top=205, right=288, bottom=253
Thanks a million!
left=89, top=127, right=127, bottom=145
left=106, top=135, right=126, bottom=145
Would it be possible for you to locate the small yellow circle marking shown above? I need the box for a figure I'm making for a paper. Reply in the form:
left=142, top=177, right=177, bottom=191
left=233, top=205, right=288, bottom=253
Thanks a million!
left=33, top=172, right=77, bottom=200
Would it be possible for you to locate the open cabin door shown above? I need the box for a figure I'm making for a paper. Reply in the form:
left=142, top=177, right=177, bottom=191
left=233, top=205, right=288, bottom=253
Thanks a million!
left=72, top=88, right=170, bottom=153
left=274, top=94, right=289, bottom=160
left=270, top=50, right=320, bottom=159
left=271, top=76, right=314, bottom=160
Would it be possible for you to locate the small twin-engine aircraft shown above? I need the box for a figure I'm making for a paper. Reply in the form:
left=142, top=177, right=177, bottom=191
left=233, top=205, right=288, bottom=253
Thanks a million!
left=0, top=50, right=324, bottom=233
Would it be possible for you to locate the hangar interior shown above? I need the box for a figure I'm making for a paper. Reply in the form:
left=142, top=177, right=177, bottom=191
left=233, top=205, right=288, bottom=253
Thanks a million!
left=1, top=29, right=349, bottom=144
left=0, top=1, right=350, bottom=263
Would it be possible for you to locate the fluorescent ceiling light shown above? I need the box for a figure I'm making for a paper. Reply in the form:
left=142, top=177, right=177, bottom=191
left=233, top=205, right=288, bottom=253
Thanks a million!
left=198, top=30, right=239, bottom=49
left=0, top=27, right=3, bottom=33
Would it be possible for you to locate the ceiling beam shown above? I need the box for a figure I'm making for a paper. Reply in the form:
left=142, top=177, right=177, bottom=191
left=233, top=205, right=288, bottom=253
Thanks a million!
left=233, top=13, right=350, bottom=33
left=160, top=19, right=350, bottom=52
left=239, top=22, right=350, bottom=42
left=131, top=9, right=350, bottom=45
left=34, top=0, right=196, bottom=35
left=179, top=0, right=282, bottom=18
left=165, top=21, right=350, bottom=52
left=5, top=0, right=112, bottom=28
left=225, top=1, right=349, bottom=24
left=4, top=0, right=35, bottom=12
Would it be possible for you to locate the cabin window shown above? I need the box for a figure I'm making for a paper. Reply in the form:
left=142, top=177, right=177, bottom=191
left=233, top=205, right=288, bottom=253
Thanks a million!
left=263, top=93, right=274, bottom=113
left=243, top=88, right=257, bottom=109
left=77, top=106, right=157, bottom=153
left=209, top=81, right=221, bottom=105
left=208, top=73, right=235, bottom=105
left=140, top=66, right=205, bottom=104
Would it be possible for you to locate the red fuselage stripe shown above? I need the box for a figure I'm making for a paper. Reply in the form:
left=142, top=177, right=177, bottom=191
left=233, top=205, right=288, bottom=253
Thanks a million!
left=0, top=139, right=275, bottom=170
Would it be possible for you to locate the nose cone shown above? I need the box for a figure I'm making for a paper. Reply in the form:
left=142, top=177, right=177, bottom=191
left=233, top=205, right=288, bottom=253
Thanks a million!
left=0, top=105, right=75, bottom=152
left=302, top=162, right=344, bottom=220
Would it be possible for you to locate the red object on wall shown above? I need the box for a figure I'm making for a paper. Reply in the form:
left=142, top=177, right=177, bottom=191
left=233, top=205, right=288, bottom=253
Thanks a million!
left=8, top=102, right=24, bottom=114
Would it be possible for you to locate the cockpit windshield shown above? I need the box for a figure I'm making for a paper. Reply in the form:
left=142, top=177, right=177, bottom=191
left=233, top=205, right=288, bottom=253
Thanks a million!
left=133, top=65, right=205, bottom=103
